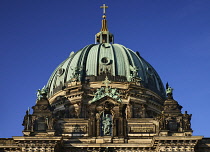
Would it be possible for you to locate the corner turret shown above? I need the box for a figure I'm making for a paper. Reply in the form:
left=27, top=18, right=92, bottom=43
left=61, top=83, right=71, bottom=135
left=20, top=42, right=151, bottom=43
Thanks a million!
left=157, top=84, right=193, bottom=137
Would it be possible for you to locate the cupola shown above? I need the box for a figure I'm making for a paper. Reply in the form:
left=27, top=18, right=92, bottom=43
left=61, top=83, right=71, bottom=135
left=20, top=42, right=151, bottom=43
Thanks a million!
left=95, top=4, right=114, bottom=44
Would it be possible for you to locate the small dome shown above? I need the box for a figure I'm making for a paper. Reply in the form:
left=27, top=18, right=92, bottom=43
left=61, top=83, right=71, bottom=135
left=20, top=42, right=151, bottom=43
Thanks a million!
left=46, top=43, right=165, bottom=98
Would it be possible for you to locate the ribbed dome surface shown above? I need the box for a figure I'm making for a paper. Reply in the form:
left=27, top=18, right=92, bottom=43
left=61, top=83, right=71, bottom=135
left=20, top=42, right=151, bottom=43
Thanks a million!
left=46, top=43, right=165, bottom=98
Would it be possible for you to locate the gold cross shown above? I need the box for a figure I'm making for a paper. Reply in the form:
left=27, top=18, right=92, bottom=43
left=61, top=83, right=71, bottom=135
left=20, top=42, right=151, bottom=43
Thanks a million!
left=102, top=76, right=111, bottom=88
left=100, top=4, right=108, bottom=15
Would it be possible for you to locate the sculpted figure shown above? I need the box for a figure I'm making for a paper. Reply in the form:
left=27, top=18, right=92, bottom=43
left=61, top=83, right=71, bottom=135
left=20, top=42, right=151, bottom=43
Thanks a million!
left=128, top=74, right=134, bottom=82
left=102, top=114, right=112, bottom=135
left=183, top=111, right=192, bottom=130
left=22, top=110, right=31, bottom=131
left=140, top=104, right=146, bottom=118
left=159, top=114, right=167, bottom=130
left=46, top=116, right=55, bottom=130
left=31, top=116, right=36, bottom=131
left=90, top=87, right=105, bottom=103
left=70, top=66, right=83, bottom=82
left=110, top=88, right=121, bottom=102
left=96, top=88, right=103, bottom=98
left=111, top=88, right=118, bottom=99
left=74, top=103, right=81, bottom=118
left=166, top=87, right=173, bottom=95
left=130, top=65, right=138, bottom=77
left=166, top=83, right=173, bottom=99
left=37, top=86, right=48, bottom=100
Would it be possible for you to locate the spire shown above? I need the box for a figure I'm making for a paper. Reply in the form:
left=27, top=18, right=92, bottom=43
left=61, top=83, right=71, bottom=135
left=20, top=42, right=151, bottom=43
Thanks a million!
left=95, top=4, right=114, bottom=44
left=100, top=4, right=108, bottom=31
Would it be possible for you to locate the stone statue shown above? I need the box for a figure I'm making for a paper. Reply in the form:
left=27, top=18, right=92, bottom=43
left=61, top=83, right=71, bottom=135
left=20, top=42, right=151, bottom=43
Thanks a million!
left=159, top=114, right=166, bottom=130
left=90, top=87, right=105, bottom=103
left=128, top=74, right=134, bottom=82
left=166, top=82, right=173, bottom=99
left=110, top=88, right=121, bottom=101
left=102, top=114, right=112, bottom=136
left=70, top=66, right=83, bottom=82
left=140, top=104, right=146, bottom=118
left=90, top=87, right=121, bottom=103
left=31, top=116, right=36, bottom=132
left=46, top=116, right=54, bottom=130
left=37, top=90, right=41, bottom=100
left=183, top=111, right=192, bottom=130
left=130, top=65, right=138, bottom=77
left=37, top=86, right=48, bottom=100
left=22, top=109, right=31, bottom=131
left=166, top=87, right=173, bottom=94
left=129, top=65, right=141, bottom=83
left=74, top=103, right=81, bottom=118
left=96, top=88, right=104, bottom=98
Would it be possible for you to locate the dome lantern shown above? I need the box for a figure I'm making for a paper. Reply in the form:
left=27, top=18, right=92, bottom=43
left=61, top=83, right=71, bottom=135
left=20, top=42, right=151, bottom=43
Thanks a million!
left=95, top=4, right=114, bottom=44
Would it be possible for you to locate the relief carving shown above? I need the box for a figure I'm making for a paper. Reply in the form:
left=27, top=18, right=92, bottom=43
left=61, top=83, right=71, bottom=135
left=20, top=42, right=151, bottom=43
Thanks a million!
left=64, top=125, right=87, bottom=133
left=129, top=125, right=154, bottom=133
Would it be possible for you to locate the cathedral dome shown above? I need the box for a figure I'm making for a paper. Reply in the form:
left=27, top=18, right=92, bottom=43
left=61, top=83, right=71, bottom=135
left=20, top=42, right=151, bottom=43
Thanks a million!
left=46, top=8, right=165, bottom=101
left=46, top=43, right=165, bottom=98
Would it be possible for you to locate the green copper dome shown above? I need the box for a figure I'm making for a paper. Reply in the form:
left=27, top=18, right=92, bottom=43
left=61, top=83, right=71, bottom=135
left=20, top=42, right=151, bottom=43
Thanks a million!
left=46, top=43, right=165, bottom=98
left=46, top=10, right=165, bottom=99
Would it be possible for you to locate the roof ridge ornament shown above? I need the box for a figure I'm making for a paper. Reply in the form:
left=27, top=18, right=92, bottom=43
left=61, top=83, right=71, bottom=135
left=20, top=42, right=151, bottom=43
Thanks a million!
left=95, top=4, right=114, bottom=44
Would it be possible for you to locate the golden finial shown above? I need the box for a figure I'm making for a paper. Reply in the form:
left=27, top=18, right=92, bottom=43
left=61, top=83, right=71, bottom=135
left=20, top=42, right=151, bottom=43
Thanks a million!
left=100, top=4, right=108, bottom=32
left=95, top=4, right=114, bottom=44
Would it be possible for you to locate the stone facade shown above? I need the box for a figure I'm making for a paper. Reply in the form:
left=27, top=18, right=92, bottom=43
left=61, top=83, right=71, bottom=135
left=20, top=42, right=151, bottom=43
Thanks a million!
left=1, top=76, right=210, bottom=151
left=1, top=4, right=210, bottom=152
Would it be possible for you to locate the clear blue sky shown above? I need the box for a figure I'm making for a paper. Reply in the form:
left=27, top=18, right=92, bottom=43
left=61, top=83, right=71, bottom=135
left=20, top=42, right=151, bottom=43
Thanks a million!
left=0, top=0, right=210, bottom=138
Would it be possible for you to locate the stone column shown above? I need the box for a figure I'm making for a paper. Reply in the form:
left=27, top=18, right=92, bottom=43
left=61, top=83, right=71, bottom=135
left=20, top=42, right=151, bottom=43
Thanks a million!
left=113, top=119, right=117, bottom=136
left=119, top=118, right=123, bottom=137
left=96, top=117, right=100, bottom=136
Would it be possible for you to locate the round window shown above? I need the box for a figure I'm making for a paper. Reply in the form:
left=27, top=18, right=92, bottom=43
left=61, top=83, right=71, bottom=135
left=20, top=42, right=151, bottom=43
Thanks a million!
left=57, top=68, right=65, bottom=76
left=101, top=57, right=110, bottom=64
left=147, top=67, right=153, bottom=75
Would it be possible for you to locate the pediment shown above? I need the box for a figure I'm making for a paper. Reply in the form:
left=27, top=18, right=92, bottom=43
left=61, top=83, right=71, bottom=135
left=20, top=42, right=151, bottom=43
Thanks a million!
left=88, top=95, right=124, bottom=116
left=90, top=96, right=121, bottom=106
